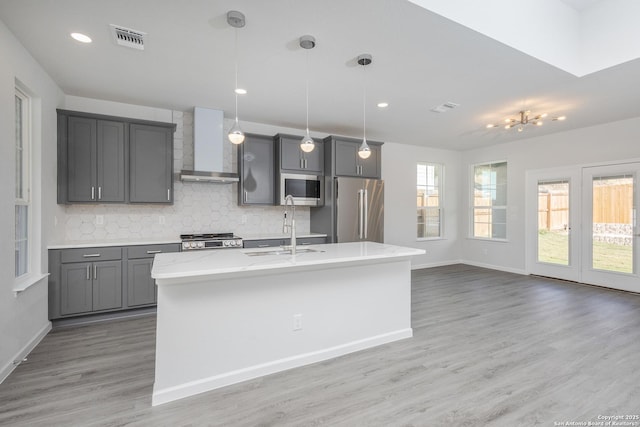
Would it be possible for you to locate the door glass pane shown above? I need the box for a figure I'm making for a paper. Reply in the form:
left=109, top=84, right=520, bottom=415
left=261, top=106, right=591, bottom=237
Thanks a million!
left=537, top=180, right=569, bottom=265
left=592, top=175, right=633, bottom=273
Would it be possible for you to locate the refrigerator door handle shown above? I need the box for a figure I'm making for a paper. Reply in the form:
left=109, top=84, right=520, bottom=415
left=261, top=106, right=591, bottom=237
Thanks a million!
left=364, top=188, right=368, bottom=239
left=358, top=189, right=364, bottom=239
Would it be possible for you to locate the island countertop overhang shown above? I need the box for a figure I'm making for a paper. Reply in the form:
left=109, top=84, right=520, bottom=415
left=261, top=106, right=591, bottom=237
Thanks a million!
left=151, top=241, right=425, bottom=284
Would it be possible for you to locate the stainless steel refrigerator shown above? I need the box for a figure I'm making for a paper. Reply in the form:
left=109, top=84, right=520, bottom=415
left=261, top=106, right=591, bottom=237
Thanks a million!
left=310, top=177, right=384, bottom=243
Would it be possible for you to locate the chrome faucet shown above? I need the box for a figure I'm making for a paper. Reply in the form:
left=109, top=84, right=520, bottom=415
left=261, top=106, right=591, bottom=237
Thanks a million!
left=283, top=194, right=296, bottom=255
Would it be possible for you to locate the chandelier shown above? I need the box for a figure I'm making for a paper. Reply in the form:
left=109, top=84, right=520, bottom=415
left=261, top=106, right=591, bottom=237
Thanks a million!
left=487, top=110, right=566, bottom=132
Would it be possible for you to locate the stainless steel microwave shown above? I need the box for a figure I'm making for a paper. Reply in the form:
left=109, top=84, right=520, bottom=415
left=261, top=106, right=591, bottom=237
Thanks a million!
left=279, top=173, right=324, bottom=206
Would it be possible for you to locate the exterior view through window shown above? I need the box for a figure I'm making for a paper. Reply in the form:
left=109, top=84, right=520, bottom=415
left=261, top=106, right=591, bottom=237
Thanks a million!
left=417, top=163, right=442, bottom=239
left=473, top=162, right=507, bottom=239
left=537, top=180, right=570, bottom=265
left=15, top=87, right=30, bottom=278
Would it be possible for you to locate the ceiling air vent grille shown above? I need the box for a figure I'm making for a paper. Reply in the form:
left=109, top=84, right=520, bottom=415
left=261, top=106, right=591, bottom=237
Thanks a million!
left=431, top=101, right=460, bottom=113
left=110, top=24, right=146, bottom=50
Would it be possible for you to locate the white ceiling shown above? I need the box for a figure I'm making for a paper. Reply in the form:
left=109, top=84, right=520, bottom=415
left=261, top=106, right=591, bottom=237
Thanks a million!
left=1, top=0, right=639, bottom=151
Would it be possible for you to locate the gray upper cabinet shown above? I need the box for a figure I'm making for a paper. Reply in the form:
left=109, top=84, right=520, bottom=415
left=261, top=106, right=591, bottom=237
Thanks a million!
left=238, top=133, right=275, bottom=205
left=276, top=133, right=324, bottom=174
left=66, top=117, right=126, bottom=203
left=57, top=109, right=175, bottom=205
left=330, top=137, right=382, bottom=179
left=129, top=124, right=173, bottom=203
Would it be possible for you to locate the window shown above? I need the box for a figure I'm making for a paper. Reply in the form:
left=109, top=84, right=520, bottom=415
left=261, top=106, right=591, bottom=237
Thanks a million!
left=15, top=87, right=30, bottom=278
left=472, top=161, right=507, bottom=239
left=417, top=163, right=443, bottom=239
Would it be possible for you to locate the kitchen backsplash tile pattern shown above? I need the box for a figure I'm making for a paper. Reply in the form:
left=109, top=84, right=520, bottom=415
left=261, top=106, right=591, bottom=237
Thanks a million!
left=62, top=111, right=309, bottom=241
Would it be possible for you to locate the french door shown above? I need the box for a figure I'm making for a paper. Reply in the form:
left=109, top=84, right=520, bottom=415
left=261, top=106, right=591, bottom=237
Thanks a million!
left=528, top=163, right=640, bottom=292
left=527, top=168, right=581, bottom=282
left=581, top=163, right=640, bottom=292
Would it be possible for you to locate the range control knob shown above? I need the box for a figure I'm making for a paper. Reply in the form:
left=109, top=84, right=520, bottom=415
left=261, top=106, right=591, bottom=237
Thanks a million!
left=197, top=241, right=204, bottom=248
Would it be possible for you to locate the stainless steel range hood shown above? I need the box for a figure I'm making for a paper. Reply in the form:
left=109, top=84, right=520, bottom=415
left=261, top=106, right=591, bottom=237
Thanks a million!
left=180, top=107, right=239, bottom=183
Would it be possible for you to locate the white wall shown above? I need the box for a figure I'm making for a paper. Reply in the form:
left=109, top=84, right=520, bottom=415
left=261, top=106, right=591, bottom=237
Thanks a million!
left=460, top=116, right=640, bottom=273
left=383, top=142, right=461, bottom=268
left=0, top=19, right=64, bottom=381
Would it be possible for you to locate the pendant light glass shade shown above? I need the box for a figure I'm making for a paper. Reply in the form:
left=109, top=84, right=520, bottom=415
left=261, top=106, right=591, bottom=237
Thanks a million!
left=228, top=118, right=245, bottom=144
left=299, top=35, right=316, bottom=153
left=358, top=139, right=371, bottom=159
left=300, top=132, right=315, bottom=153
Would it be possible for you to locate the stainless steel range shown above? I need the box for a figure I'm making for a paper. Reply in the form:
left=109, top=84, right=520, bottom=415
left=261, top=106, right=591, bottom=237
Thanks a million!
left=180, top=233, right=243, bottom=251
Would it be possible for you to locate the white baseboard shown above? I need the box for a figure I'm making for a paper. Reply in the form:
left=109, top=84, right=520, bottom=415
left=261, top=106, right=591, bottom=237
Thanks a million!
left=411, top=260, right=461, bottom=270
left=152, top=328, right=413, bottom=406
left=0, top=321, right=52, bottom=384
left=460, top=260, right=527, bottom=275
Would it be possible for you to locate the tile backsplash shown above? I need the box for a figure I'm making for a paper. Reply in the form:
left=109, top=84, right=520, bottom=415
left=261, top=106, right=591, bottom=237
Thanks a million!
left=61, top=111, right=309, bottom=241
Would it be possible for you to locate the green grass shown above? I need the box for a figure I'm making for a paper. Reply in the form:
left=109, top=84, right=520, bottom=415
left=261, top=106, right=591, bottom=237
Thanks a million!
left=538, top=230, right=633, bottom=273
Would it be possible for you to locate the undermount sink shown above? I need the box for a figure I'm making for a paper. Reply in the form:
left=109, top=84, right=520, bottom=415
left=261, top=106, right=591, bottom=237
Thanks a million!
left=244, top=248, right=323, bottom=257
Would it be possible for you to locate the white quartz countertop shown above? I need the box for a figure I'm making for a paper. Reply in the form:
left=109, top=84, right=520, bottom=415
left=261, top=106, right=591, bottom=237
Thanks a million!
left=152, top=242, right=425, bottom=282
left=48, top=238, right=181, bottom=249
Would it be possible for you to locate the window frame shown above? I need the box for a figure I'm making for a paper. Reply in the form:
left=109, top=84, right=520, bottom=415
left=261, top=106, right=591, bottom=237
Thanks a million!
left=417, top=162, right=444, bottom=240
left=15, top=86, right=31, bottom=280
left=471, top=160, right=508, bottom=241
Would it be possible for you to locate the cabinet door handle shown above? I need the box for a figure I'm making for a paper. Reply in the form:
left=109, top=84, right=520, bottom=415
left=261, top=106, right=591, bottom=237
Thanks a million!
left=300, top=158, right=304, bottom=169
left=301, top=242, right=311, bottom=245
left=98, top=186, right=102, bottom=200
left=257, top=244, right=270, bottom=248
left=304, top=159, right=308, bottom=169
left=93, top=265, right=97, bottom=280
left=86, top=265, right=90, bottom=280
left=83, top=253, right=101, bottom=258
left=146, top=250, right=162, bottom=254
left=167, top=189, right=171, bottom=201
left=91, top=186, right=95, bottom=200
left=244, top=191, right=248, bottom=202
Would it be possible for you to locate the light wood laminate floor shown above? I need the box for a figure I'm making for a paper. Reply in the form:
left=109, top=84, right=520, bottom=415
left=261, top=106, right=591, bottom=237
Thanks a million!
left=1, top=265, right=639, bottom=426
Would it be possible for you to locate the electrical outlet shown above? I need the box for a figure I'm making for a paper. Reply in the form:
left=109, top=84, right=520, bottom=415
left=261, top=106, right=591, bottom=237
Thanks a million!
left=241, top=215, right=247, bottom=224
left=159, top=215, right=165, bottom=225
left=96, top=215, right=104, bottom=225
left=293, top=314, right=302, bottom=331
left=482, top=248, right=488, bottom=255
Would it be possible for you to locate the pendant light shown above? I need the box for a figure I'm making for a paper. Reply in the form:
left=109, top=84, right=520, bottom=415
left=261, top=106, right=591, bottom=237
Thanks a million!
left=357, top=54, right=372, bottom=159
left=227, top=11, right=245, bottom=145
left=299, top=35, right=316, bottom=153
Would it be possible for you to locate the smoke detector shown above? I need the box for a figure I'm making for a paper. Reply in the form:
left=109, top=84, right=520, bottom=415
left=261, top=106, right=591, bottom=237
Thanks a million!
left=110, top=24, right=146, bottom=50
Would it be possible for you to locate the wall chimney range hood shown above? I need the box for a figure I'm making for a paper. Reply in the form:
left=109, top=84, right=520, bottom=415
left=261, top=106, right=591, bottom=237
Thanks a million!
left=180, top=107, right=239, bottom=183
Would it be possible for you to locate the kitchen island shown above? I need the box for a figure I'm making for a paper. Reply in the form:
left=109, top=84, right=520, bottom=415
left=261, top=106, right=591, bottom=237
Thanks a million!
left=151, top=241, right=424, bottom=406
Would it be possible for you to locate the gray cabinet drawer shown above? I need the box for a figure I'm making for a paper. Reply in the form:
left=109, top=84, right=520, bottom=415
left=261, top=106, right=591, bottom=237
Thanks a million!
left=127, top=243, right=180, bottom=259
left=298, top=237, right=326, bottom=245
left=243, top=239, right=286, bottom=248
left=61, top=247, right=122, bottom=263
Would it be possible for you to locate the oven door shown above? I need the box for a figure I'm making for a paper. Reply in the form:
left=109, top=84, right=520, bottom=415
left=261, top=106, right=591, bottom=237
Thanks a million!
left=280, top=173, right=324, bottom=206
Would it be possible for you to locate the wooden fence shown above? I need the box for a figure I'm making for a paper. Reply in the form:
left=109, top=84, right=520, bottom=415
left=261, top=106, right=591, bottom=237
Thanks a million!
left=538, top=183, right=633, bottom=230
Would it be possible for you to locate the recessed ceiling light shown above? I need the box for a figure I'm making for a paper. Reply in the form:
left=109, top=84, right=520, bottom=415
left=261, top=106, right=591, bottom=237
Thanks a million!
left=70, top=32, right=92, bottom=43
left=377, top=102, right=389, bottom=108
left=235, top=88, right=247, bottom=95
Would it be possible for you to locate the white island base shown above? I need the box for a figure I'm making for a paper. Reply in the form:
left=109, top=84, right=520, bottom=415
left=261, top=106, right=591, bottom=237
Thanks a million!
left=151, top=242, right=424, bottom=406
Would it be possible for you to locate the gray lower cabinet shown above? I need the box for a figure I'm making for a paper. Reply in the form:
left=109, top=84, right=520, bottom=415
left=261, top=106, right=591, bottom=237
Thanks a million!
left=125, top=243, right=180, bottom=307
left=238, top=133, right=275, bottom=205
left=49, top=243, right=179, bottom=319
left=327, top=136, right=382, bottom=179
left=276, top=133, right=324, bottom=174
left=55, top=248, right=123, bottom=317
left=129, top=124, right=174, bottom=203
left=243, top=236, right=327, bottom=248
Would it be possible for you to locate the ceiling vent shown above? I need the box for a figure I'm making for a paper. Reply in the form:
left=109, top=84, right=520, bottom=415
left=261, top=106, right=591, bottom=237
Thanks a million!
left=110, top=24, right=146, bottom=50
left=431, top=101, right=460, bottom=113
